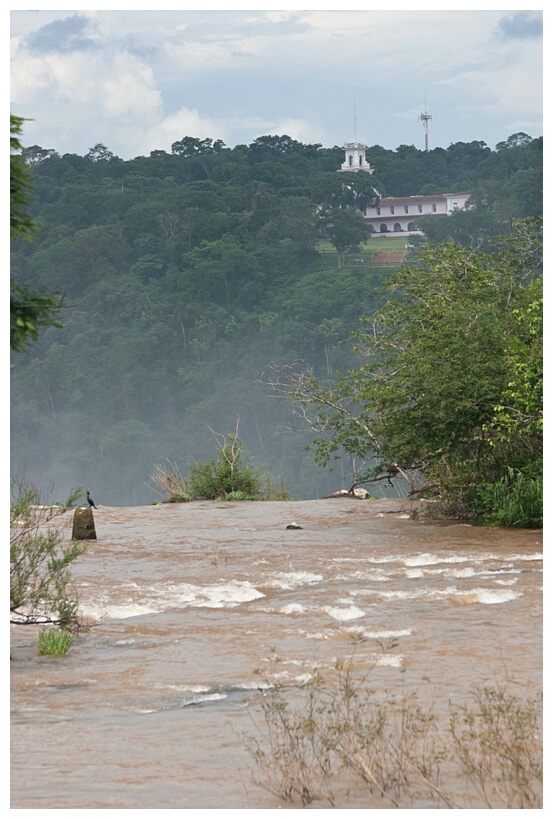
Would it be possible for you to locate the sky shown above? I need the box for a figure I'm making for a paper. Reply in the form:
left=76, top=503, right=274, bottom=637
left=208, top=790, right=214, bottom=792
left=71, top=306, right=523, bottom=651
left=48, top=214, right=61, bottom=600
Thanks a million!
left=9, top=4, right=543, bottom=161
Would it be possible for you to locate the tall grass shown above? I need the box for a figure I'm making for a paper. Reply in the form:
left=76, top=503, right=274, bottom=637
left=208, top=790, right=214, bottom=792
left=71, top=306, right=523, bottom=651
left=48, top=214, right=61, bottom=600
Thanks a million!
left=37, top=628, right=74, bottom=655
left=475, top=468, right=542, bottom=528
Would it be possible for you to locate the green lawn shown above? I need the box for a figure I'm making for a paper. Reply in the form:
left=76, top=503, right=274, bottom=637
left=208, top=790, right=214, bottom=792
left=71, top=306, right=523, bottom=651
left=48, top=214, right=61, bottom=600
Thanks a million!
left=317, top=237, right=411, bottom=254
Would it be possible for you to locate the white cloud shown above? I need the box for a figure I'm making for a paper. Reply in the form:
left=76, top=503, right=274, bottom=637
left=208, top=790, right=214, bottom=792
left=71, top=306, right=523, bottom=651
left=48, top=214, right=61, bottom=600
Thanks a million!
left=101, top=53, right=162, bottom=119
left=270, top=116, right=327, bottom=145
left=138, top=107, right=227, bottom=156
left=10, top=50, right=55, bottom=103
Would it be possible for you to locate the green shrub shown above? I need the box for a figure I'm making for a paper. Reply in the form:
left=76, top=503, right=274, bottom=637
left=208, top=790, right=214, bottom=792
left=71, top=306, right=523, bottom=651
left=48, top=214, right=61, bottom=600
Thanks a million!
left=150, top=427, right=289, bottom=502
left=37, top=628, right=74, bottom=655
left=188, top=449, right=262, bottom=500
left=166, top=492, right=192, bottom=503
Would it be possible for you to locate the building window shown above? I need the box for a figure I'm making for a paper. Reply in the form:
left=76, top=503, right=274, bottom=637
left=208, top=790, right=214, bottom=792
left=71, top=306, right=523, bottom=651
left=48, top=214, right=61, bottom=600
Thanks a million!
left=393, top=223, right=402, bottom=232
left=390, top=206, right=395, bottom=214
left=349, top=155, right=353, bottom=166
left=418, top=204, right=423, bottom=213
left=380, top=224, right=388, bottom=233
left=432, top=203, right=437, bottom=212
left=404, top=205, right=409, bottom=213
left=359, top=155, right=363, bottom=166
left=376, top=207, right=381, bottom=215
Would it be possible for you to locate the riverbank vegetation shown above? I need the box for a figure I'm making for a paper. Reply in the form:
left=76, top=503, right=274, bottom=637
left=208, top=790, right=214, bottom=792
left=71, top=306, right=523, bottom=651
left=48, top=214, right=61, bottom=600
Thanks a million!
left=245, top=646, right=543, bottom=808
left=10, top=127, right=542, bottom=510
left=268, top=218, right=542, bottom=525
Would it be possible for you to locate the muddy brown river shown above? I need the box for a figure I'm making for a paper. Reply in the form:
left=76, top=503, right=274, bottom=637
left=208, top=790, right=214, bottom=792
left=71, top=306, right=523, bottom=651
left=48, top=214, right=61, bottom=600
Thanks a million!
left=10, top=498, right=542, bottom=809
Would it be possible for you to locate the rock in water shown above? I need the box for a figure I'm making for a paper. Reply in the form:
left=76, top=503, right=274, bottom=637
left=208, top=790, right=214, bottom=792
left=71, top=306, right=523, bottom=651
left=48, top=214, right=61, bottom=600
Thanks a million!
left=72, top=507, right=97, bottom=540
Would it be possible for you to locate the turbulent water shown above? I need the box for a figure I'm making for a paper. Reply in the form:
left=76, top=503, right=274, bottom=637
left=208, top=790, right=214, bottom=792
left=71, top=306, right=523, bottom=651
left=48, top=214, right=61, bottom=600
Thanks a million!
left=10, top=498, right=542, bottom=809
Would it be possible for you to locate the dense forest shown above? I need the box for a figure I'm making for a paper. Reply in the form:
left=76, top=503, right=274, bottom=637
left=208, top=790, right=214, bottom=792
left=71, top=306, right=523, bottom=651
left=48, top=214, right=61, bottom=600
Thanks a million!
left=10, top=130, right=542, bottom=506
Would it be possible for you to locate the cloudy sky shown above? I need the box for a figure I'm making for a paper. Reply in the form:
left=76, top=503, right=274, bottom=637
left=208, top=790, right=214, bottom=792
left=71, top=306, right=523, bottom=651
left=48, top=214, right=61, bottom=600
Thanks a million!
left=9, top=4, right=543, bottom=160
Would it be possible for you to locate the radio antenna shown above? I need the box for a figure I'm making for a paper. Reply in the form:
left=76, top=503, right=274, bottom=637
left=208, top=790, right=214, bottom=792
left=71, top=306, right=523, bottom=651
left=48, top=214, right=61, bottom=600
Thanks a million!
left=419, top=95, right=432, bottom=151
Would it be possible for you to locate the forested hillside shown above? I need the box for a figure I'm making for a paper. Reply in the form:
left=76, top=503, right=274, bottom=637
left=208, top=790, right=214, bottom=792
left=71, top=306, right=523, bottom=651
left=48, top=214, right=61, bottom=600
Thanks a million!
left=10, top=132, right=542, bottom=505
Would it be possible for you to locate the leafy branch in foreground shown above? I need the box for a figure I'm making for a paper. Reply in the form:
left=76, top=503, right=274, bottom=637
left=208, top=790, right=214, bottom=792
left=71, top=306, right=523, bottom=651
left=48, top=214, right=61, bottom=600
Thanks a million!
left=10, top=484, right=87, bottom=629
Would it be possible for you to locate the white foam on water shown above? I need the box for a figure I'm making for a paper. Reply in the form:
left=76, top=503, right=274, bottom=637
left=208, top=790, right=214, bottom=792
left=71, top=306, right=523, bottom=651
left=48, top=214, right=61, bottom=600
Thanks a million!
left=159, top=684, right=211, bottom=693
left=280, top=603, right=305, bottom=614
left=335, top=570, right=391, bottom=582
left=418, top=565, right=520, bottom=580
left=403, top=568, right=425, bottom=578
left=345, top=626, right=414, bottom=640
left=182, top=692, right=227, bottom=706
left=449, top=588, right=522, bottom=605
left=80, top=579, right=265, bottom=619
left=404, top=553, right=471, bottom=567
left=404, top=551, right=542, bottom=568
left=188, top=581, right=265, bottom=607
left=366, top=585, right=520, bottom=603
left=81, top=603, right=162, bottom=620
left=375, top=654, right=404, bottom=668
left=323, top=605, right=366, bottom=621
left=300, top=630, right=332, bottom=640
left=265, top=571, right=324, bottom=589
left=332, top=557, right=372, bottom=563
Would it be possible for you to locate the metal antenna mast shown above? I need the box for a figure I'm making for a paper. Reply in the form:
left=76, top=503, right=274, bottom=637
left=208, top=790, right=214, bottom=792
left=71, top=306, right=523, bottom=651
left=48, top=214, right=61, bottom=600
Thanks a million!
left=419, top=95, right=432, bottom=151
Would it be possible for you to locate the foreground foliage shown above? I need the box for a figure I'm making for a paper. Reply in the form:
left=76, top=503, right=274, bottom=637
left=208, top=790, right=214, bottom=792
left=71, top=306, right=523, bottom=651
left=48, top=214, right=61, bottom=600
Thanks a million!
left=10, top=485, right=86, bottom=629
left=245, top=648, right=542, bottom=808
left=268, top=219, right=542, bottom=523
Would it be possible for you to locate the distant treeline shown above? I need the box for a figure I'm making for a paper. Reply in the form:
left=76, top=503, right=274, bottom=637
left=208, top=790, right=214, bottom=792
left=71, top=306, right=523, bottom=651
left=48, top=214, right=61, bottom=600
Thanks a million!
left=10, top=132, right=542, bottom=504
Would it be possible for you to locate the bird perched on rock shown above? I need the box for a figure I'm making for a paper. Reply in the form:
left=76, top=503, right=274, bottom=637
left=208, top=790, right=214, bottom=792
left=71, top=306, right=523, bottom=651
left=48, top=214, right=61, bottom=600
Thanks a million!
left=86, top=491, right=98, bottom=510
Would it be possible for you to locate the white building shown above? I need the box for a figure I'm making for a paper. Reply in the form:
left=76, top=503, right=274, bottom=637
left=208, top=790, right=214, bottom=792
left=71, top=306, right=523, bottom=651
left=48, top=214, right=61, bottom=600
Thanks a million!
left=339, top=143, right=470, bottom=237
left=363, top=192, right=471, bottom=236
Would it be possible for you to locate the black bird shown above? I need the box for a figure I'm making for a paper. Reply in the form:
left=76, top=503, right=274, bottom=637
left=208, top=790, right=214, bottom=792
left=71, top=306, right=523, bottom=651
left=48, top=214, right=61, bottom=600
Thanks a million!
left=86, top=491, right=98, bottom=510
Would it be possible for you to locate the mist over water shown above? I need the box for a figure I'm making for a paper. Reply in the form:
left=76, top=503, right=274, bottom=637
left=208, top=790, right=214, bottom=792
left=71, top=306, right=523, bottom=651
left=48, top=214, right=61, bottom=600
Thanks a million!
left=10, top=498, right=542, bottom=809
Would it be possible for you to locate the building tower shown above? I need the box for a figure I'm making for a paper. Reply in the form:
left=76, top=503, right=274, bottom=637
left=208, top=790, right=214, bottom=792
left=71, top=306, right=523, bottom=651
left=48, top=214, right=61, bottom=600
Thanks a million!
left=338, top=101, right=374, bottom=173
left=338, top=142, right=374, bottom=173
left=420, top=97, right=432, bottom=152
